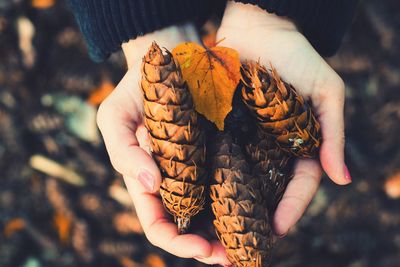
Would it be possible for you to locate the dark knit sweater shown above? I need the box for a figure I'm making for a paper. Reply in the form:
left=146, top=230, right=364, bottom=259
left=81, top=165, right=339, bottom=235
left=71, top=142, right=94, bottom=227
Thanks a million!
left=68, top=0, right=359, bottom=62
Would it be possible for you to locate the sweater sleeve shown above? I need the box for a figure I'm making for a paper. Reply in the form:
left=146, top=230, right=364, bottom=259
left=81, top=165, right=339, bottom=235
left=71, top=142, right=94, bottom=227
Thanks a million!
left=233, top=0, right=359, bottom=57
left=67, top=0, right=215, bottom=62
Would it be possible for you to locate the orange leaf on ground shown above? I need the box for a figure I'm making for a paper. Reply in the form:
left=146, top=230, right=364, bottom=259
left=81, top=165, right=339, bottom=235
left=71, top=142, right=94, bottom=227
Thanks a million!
left=31, top=0, right=55, bottom=9
left=3, top=218, right=26, bottom=237
left=144, top=254, right=166, bottom=267
left=119, top=257, right=143, bottom=267
left=113, top=212, right=143, bottom=235
left=384, top=171, right=400, bottom=199
left=87, top=80, right=115, bottom=106
left=202, top=21, right=218, bottom=48
left=172, top=42, right=241, bottom=130
left=53, top=211, right=72, bottom=245
left=202, top=33, right=217, bottom=48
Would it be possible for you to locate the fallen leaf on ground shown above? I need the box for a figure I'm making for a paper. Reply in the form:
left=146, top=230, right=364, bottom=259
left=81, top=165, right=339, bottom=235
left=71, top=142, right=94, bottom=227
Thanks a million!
left=31, top=0, right=55, bottom=9
left=108, top=180, right=133, bottom=208
left=172, top=42, right=241, bottom=130
left=4, top=218, right=26, bottom=237
left=53, top=211, right=72, bottom=245
left=202, top=33, right=217, bottom=48
left=119, top=257, right=144, bottom=267
left=144, top=254, right=166, bottom=267
left=87, top=80, right=114, bottom=106
left=113, top=212, right=143, bottom=235
left=384, top=171, right=400, bottom=199
left=29, top=154, right=86, bottom=186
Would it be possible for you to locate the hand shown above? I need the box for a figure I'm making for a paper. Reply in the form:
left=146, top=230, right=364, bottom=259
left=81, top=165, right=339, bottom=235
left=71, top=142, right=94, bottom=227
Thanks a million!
left=217, top=2, right=352, bottom=237
left=96, top=24, right=230, bottom=266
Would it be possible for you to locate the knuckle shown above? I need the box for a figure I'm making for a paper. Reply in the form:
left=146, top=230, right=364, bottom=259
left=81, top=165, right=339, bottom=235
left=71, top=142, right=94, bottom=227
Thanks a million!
left=282, top=194, right=307, bottom=206
left=145, top=231, right=160, bottom=248
left=143, top=218, right=170, bottom=249
left=292, top=170, right=318, bottom=184
left=96, top=100, right=111, bottom=130
left=108, top=150, right=135, bottom=178
left=314, top=73, right=345, bottom=101
left=330, top=74, right=345, bottom=91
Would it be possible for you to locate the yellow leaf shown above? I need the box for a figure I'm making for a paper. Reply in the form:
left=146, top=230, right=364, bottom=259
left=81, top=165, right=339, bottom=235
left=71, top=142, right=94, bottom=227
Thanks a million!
left=3, top=218, right=26, bottom=237
left=87, top=80, right=115, bottom=106
left=53, top=211, right=72, bottom=245
left=172, top=42, right=241, bottom=130
left=31, top=0, right=55, bottom=9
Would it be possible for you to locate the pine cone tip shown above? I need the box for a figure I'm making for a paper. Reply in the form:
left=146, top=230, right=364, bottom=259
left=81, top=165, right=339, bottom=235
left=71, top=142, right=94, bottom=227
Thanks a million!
left=144, top=42, right=169, bottom=65
left=176, top=217, right=190, bottom=234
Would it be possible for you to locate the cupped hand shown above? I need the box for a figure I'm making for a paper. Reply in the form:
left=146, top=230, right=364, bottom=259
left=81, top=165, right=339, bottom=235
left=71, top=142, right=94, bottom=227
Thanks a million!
left=217, top=2, right=352, bottom=237
left=96, top=25, right=230, bottom=266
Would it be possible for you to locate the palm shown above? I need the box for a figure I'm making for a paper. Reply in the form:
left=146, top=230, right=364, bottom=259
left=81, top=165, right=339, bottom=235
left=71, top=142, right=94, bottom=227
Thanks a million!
left=217, top=3, right=349, bottom=235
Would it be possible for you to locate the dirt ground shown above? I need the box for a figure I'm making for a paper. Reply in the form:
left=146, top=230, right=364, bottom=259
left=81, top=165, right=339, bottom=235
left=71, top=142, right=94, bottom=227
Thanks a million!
left=1, top=0, right=400, bottom=267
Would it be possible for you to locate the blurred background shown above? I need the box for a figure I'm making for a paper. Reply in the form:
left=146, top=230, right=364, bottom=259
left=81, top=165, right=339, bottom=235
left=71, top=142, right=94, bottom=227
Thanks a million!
left=0, top=0, right=400, bottom=267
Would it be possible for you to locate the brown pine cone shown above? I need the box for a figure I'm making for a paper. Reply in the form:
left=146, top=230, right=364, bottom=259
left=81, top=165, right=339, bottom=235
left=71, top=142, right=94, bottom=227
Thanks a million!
left=210, top=132, right=273, bottom=267
left=246, top=130, right=294, bottom=213
left=141, top=42, right=207, bottom=233
left=241, top=61, right=321, bottom=158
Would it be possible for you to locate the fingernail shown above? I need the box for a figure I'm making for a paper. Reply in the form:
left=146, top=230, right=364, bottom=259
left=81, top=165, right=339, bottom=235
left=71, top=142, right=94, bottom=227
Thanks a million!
left=137, top=170, right=155, bottom=192
left=344, top=165, right=352, bottom=182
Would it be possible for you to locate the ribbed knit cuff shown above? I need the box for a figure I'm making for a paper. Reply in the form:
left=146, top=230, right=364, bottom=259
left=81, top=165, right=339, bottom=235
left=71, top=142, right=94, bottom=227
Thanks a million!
left=233, top=0, right=359, bottom=56
left=68, top=0, right=215, bottom=62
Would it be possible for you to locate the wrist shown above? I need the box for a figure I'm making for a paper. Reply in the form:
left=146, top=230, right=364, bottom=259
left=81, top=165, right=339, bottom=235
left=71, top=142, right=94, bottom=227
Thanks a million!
left=122, top=23, right=200, bottom=69
left=220, top=1, right=297, bottom=33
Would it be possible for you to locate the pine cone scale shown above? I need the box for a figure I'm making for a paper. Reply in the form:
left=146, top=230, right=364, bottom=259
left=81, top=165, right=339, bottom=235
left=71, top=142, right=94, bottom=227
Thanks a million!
left=145, top=118, right=202, bottom=144
left=211, top=199, right=266, bottom=219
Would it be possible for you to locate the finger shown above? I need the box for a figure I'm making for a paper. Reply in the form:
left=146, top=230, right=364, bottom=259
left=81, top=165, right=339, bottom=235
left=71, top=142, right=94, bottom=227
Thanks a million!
left=124, top=176, right=213, bottom=258
left=97, top=70, right=161, bottom=192
left=313, top=77, right=351, bottom=185
left=194, top=240, right=231, bottom=266
left=273, top=159, right=322, bottom=236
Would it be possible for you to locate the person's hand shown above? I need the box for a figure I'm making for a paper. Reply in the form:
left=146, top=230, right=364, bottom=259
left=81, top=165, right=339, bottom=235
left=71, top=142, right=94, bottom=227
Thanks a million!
left=217, top=2, right=352, bottom=237
left=96, top=24, right=230, bottom=266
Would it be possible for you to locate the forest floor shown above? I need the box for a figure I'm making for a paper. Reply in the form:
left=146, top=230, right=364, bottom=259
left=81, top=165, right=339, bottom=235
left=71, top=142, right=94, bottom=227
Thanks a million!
left=1, top=0, right=400, bottom=267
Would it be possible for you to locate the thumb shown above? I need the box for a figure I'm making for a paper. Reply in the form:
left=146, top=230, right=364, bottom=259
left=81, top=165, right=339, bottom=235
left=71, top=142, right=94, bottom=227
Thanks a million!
left=314, top=77, right=352, bottom=185
left=109, top=140, right=162, bottom=193
left=97, top=89, right=162, bottom=193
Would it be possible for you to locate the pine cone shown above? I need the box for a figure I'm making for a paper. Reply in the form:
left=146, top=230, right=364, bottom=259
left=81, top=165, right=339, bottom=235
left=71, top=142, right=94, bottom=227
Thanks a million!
left=210, top=132, right=272, bottom=267
left=241, top=61, right=321, bottom=158
left=141, top=42, right=207, bottom=233
left=246, top=130, right=293, bottom=213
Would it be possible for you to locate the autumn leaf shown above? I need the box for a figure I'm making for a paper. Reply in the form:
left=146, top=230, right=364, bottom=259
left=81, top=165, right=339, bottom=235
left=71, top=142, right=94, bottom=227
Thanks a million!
left=3, top=218, right=26, bottom=237
left=202, top=32, right=217, bottom=48
left=384, top=171, right=400, bottom=199
left=202, top=21, right=218, bottom=48
left=31, top=0, right=55, bottom=9
left=144, top=254, right=166, bottom=267
left=87, top=80, right=114, bottom=106
left=172, top=42, right=241, bottom=130
left=53, top=211, right=72, bottom=245
left=118, top=257, right=141, bottom=267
